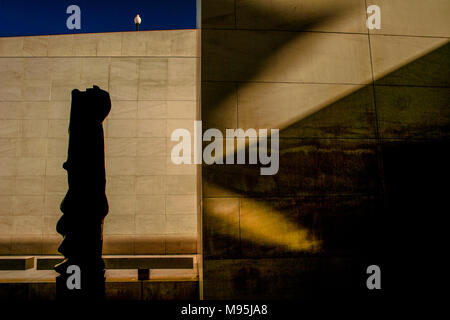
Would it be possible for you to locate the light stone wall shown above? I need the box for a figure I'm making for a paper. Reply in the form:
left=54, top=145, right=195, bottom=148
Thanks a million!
left=0, top=30, right=200, bottom=255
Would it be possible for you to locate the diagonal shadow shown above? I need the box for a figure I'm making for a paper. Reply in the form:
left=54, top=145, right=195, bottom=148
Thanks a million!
left=202, top=42, right=450, bottom=260
left=202, top=0, right=361, bottom=130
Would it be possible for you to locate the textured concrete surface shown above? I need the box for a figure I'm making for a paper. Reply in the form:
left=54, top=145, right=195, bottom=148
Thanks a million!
left=0, top=30, right=200, bottom=255
left=201, top=0, right=449, bottom=299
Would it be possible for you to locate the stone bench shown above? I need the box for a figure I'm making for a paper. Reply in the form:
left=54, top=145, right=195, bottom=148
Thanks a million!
left=0, top=257, right=34, bottom=270
left=36, top=256, right=194, bottom=280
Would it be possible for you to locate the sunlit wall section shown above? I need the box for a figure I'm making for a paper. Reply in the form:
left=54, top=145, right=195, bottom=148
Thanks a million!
left=0, top=30, right=200, bottom=255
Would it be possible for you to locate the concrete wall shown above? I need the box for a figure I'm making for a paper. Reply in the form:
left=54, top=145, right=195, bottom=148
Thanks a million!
left=201, top=0, right=449, bottom=299
left=0, top=30, right=200, bottom=255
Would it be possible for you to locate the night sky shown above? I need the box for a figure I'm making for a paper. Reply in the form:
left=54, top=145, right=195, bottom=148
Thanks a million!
left=0, top=0, right=197, bottom=37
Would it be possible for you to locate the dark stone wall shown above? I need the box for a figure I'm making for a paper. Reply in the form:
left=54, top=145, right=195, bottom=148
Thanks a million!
left=201, top=0, right=449, bottom=300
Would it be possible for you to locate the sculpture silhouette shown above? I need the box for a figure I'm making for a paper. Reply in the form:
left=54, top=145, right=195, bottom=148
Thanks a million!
left=55, top=85, right=111, bottom=300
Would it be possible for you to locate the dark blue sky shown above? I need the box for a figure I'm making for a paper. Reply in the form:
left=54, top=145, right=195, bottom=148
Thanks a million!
left=0, top=0, right=197, bottom=37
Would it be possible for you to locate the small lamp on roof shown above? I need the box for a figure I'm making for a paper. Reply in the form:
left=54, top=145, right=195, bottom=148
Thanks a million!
left=134, top=14, right=141, bottom=31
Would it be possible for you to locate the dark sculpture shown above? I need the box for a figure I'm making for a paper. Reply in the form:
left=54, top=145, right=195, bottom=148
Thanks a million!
left=55, top=85, right=111, bottom=300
